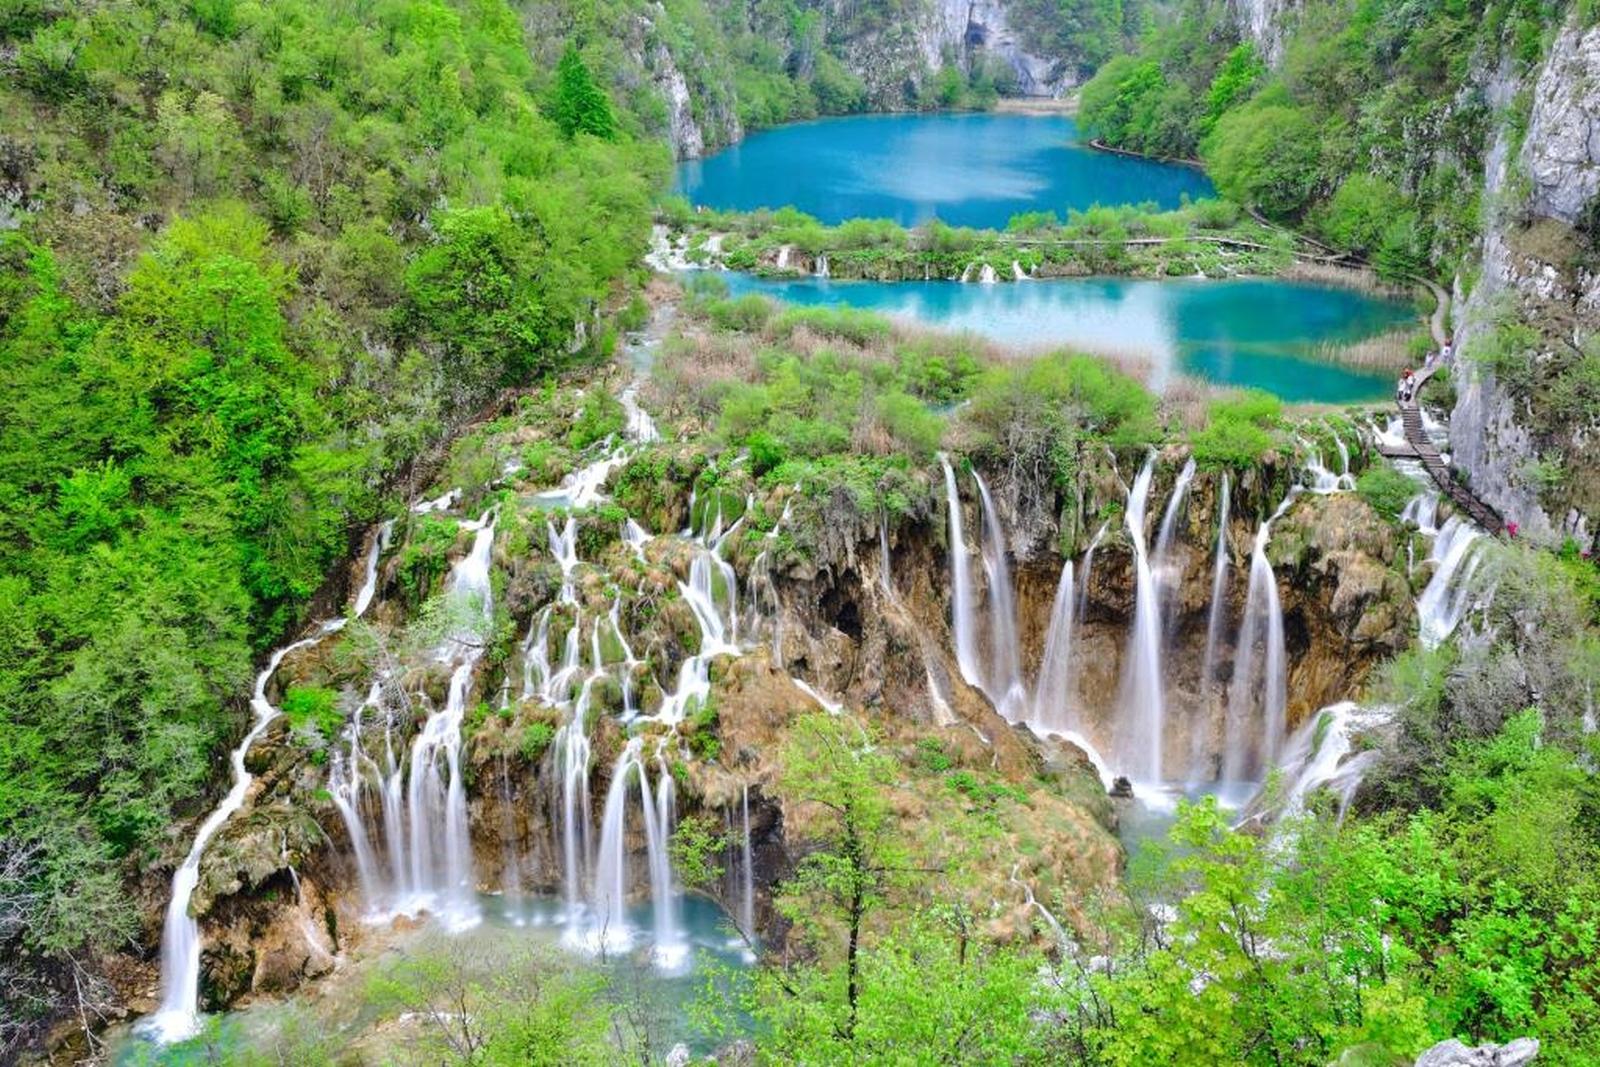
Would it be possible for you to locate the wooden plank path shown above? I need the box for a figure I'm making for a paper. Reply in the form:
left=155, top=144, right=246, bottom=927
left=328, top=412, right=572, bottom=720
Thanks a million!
left=1392, top=291, right=1506, bottom=535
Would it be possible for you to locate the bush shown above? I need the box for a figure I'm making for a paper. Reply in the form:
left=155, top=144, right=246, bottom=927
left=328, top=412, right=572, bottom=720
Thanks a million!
left=1191, top=390, right=1282, bottom=467
left=282, top=686, right=342, bottom=742
left=1357, top=465, right=1420, bottom=519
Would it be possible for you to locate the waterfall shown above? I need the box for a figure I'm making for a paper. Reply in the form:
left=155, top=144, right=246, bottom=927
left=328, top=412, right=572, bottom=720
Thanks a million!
left=1417, top=516, right=1485, bottom=648
left=1011, top=260, right=1026, bottom=281
left=142, top=634, right=327, bottom=1044
left=497, top=755, right=524, bottom=921
left=738, top=785, right=755, bottom=941
left=352, top=520, right=393, bottom=618
left=623, top=517, right=653, bottom=561
left=620, top=384, right=659, bottom=444
left=1031, top=561, right=1075, bottom=733
left=588, top=739, right=644, bottom=953
left=972, top=470, right=1025, bottom=719
left=1401, top=491, right=1440, bottom=535
left=656, top=515, right=742, bottom=725
left=1222, top=497, right=1294, bottom=786
left=1269, top=701, right=1392, bottom=819
left=1115, top=455, right=1167, bottom=784
left=329, top=686, right=385, bottom=913
left=959, top=263, right=974, bottom=283
left=1302, top=432, right=1354, bottom=494
left=586, top=739, right=678, bottom=959
left=398, top=514, right=496, bottom=929
left=978, top=263, right=998, bottom=284
left=650, top=754, right=686, bottom=967
left=940, top=456, right=982, bottom=689
left=1152, top=457, right=1196, bottom=625
left=1200, top=473, right=1232, bottom=689
left=775, top=245, right=792, bottom=270
left=815, top=254, right=830, bottom=279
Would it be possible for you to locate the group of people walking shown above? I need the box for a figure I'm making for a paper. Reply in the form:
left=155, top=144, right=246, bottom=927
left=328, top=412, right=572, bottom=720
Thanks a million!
left=1397, top=341, right=1452, bottom=404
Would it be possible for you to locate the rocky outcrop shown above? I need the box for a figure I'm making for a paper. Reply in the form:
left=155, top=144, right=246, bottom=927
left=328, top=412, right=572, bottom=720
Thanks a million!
left=1452, top=20, right=1600, bottom=549
left=1226, top=0, right=1297, bottom=63
left=635, top=5, right=743, bottom=159
left=1414, top=1037, right=1539, bottom=1067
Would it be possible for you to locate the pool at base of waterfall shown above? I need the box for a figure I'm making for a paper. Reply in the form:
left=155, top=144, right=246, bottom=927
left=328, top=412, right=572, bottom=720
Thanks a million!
left=107, top=894, right=754, bottom=1064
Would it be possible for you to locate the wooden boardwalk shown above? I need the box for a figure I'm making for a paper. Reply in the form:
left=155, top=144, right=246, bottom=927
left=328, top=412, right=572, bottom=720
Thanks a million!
left=1391, top=359, right=1506, bottom=535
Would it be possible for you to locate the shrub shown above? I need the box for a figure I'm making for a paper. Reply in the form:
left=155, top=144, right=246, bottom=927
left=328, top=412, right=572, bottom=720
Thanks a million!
left=282, top=686, right=342, bottom=742
left=1357, top=465, right=1420, bottom=519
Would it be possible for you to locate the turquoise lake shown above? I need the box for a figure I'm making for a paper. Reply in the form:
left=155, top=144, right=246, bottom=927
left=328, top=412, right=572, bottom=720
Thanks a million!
left=676, top=112, right=1215, bottom=229
left=718, top=272, right=1415, bottom=403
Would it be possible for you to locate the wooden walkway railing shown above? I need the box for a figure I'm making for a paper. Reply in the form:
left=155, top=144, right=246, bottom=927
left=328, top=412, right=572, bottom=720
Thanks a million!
left=1387, top=359, right=1505, bottom=535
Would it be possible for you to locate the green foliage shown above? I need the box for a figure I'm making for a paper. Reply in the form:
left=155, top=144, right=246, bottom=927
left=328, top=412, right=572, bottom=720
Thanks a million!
left=1203, top=101, right=1320, bottom=217
left=669, top=812, right=727, bottom=890
left=1357, top=464, right=1420, bottom=519
left=0, top=0, right=658, bottom=1012
left=568, top=391, right=626, bottom=452
left=552, top=45, right=619, bottom=140
left=1191, top=390, right=1281, bottom=468
left=519, top=721, right=556, bottom=763
left=281, top=686, right=342, bottom=743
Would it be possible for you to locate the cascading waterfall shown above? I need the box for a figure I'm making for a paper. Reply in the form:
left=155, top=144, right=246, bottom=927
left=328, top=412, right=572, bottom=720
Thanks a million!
left=738, top=785, right=755, bottom=940
left=1401, top=491, right=1440, bottom=536
left=978, top=263, right=998, bottom=284
left=940, top=455, right=982, bottom=690
left=143, top=634, right=329, bottom=1043
left=146, top=506, right=395, bottom=1043
left=399, top=513, right=496, bottom=929
left=1114, top=455, right=1167, bottom=784
left=352, top=521, right=394, bottom=618
left=650, top=753, right=686, bottom=967
left=1417, top=516, right=1486, bottom=648
left=1199, top=473, right=1232, bottom=689
left=585, top=738, right=680, bottom=959
left=972, top=470, right=1026, bottom=719
left=1031, top=562, right=1075, bottom=734
left=328, top=686, right=385, bottom=913
left=1011, top=261, right=1026, bottom=281
left=1152, top=457, right=1196, bottom=625
left=1221, top=496, right=1294, bottom=787
left=1269, top=701, right=1392, bottom=819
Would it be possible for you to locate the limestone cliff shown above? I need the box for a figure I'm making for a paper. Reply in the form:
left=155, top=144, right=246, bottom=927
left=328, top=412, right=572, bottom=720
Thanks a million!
left=1453, top=19, right=1600, bottom=548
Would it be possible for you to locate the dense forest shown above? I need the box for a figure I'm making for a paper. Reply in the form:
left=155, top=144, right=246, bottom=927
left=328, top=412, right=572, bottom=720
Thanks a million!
left=1078, top=0, right=1566, bottom=276
left=0, top=0, right=657, bottom=1044
left=4, top=0, right=1600, bottom=1063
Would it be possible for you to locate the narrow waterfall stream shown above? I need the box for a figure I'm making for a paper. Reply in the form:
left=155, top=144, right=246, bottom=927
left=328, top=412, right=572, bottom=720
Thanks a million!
left=1031, top=561, right=1075, bottom=733
left=940, top=455, right=982, bottom=690
left=1221, top=496, right=1294, bottom=790
left=1115, top=455, right=1167, bottom=786
left=972, top=470, right=1026, bottom=719
left=141, top=523, right=391, bottom=1043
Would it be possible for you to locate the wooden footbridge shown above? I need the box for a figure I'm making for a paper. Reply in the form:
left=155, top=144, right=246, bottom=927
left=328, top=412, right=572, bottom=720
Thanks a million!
left=1374, top=279, right=1506, bottom=535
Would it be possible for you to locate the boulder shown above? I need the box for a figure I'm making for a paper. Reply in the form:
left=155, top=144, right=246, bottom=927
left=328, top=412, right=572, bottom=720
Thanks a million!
left=1414, top=1038, right=1540, bottom=1067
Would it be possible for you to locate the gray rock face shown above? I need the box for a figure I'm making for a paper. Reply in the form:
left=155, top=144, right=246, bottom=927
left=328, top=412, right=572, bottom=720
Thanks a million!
left=1450, top=19, right=1600, bottom=548
left=1227, top=0, right=1298, bottom=62
left=1525, top=23, right=1600, bottom=224
left=1414, top=1037, right=1539, bottom=1067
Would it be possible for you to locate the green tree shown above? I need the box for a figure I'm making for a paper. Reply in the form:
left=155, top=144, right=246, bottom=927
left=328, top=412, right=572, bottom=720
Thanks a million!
left=552, top=45, right=618, bottom=140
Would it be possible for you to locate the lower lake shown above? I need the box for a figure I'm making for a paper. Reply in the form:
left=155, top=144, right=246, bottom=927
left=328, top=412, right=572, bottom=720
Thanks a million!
left=719, top=272, right=1417, bottom=403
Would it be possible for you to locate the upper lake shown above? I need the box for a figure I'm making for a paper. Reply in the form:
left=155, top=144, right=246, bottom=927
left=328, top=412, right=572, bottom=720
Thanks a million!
left=675, top=112, right=1215, bottom=229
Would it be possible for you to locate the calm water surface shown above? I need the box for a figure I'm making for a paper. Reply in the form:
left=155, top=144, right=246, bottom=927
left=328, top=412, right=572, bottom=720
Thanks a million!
left=676, top=113, right=1215, bottom=228
left=721, top=272, right=1412, bottom=402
